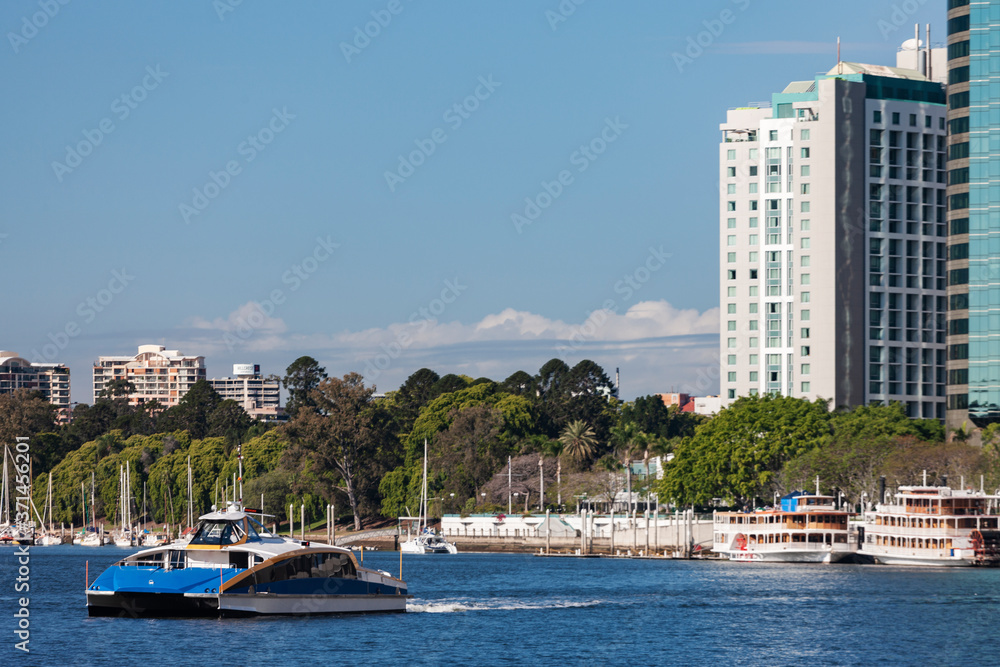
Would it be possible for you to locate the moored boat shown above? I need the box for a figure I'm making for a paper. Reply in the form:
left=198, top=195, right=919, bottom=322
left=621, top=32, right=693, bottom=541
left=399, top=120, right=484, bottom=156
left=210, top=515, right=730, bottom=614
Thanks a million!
left=713, top=491, right=856, bottom=563
left=858, top=483, right=1000, bottom=567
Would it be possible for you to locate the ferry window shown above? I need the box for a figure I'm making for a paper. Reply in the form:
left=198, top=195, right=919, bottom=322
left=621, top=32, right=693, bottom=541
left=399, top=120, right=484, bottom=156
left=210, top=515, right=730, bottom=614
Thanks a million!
left=169, top=550, right=186, bottom=570
left=190, top=521, right=242, bottom=545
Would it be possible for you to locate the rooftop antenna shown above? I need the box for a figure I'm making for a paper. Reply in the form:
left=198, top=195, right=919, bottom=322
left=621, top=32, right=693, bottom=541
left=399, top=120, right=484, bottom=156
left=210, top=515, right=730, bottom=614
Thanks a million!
left=836, top=36, right=842, bottom=74
left=926, top=24, right=932, bottom=81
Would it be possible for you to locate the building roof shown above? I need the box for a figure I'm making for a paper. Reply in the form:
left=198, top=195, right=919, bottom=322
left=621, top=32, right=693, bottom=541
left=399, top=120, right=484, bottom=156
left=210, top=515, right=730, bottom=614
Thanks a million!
left=827, top=61, right=927, bottom=81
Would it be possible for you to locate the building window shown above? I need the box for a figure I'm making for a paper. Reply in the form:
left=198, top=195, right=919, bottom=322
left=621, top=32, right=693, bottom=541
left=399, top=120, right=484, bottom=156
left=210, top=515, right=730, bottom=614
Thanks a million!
left=727, top=337, right=736, bottom=348
left=872, top=110, right=882, bottom=124
left=801, top=382, right=811, bottom=392
left=801, top=292, right=809, bottom=303
left=909, top=113, right=916, bottom=126
left=727, top=166, right=736, bottom=177
left=727, top=320, right=736, bottom=331
left=801, top=165, right=810, bottom=177
left=748, top=337, right=758, bottom=348
left=749, top=201, right=758, bottom=211
left=800, top=183, right=810, bottom=195
left=769, top=130, right=778, bottom=141
left=749, top=320, right=758, bottom=330
left=801, top=238, right=810, bottom=249
left=749, top=286, right=758, bottom=296
left=749, top=371, right=758, bottom=382
left=728, top=372, right=736, bottom=382
left=727, top=235, right=736, bottom=246
left=801, top=328, right=810, bottom=338
left=727, top=201, right=736, bottom=211
left=801, top=147, right=810, bottom=158
left=800, top=201, right=810, bottom=213
left=749, top=251, right=758, bottom=262
left=801, top=256, right=810, bottom=267
left=801, top=128, right=810, bottom=140
left=749, top=165, right=757, bottom=176
left=801, top=219, right=810, bottom=231
left=727, top=184, right=736, bottom=194
left=749, top=234, right=758, bottom=245
left=749, top=354, right=758, bottom=365
left=801, top=346, right=810, bottom=356
left=801, top=274, right=810, bottom=285
left=749, top=269, right=758, bottom=279
left=727, top=217, right=736, bottom=228
left=728, top=389, right=736, bottom=399
left=801, top=364, right=810, bottom=375
left=727, top=286, right=736, bottom=297
left=801, top=309, right=810, bottom=320
left=749, top=183, right=758, bottom=194
left=727, top=303, right=736, bottom=314
left=728, top=252, right=736, bottom=263
left=728, top=354, right=736, bottom=365
left=749, top=148, right=758, bottom=159
left=891, top=112, right=899, bottom=125
left=749, top=217, right=758, bottom=228
left=749, top=303, right=758, bottom=314
left=727, top=149, right=736, bottom=160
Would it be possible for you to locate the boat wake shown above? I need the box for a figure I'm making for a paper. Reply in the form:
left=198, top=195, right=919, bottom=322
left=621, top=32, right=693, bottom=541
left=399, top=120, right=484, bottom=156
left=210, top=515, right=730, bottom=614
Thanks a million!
left=407, top=598, right=602, bottom=613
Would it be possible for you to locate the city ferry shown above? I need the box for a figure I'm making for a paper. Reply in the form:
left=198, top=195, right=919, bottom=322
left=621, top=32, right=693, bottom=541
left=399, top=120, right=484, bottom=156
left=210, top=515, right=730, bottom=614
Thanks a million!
left=86, top=447, right=409, bottom=617
left=858, top=480, right=1000, bottom=567
left=713, top=491, right=856, bottom=563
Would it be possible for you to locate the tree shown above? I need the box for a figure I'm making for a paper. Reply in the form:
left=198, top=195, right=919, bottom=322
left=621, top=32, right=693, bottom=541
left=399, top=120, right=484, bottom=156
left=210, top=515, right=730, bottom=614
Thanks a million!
left=394, top=368, right=441, bottom=431
left=559, top=420, right=598, bottom=464
left=501, top=370, right=535, bottom=396
left=431, top=405, right=509, bottom=504
left=282, top=356, right=327, bottom=418
left=283, top=373, right=380, bottom=530
left=660, top=394, right=831, bottom=506
left=156, top=381, right=223, bottom=439
left=207, top=400, right=254, bottom=441
left=0, top=389, right=56, bottom=448
left=621, top=396, right=703, bottom=439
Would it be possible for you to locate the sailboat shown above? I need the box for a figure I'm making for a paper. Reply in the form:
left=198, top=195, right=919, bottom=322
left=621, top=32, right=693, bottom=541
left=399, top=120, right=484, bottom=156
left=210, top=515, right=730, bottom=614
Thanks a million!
left=36, top=473, right=62, bottom=545
left=113, top=463, right=135, bottom=547
left=80, top=472, right=103, bottom=546
left=399, top=439, right=457, bottom=554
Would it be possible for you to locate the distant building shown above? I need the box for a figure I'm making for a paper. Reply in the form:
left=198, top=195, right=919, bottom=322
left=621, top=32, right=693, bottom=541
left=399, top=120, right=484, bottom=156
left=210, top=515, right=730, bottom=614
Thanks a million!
left=657, top=392, right=690, bottom=409
left=208, top=364, right=285, bottom=422
left=693, top=396, right=722, bottom=416
left=0, top=351, right=71, bottom=421
left=93, top=344, right=206, bottom=407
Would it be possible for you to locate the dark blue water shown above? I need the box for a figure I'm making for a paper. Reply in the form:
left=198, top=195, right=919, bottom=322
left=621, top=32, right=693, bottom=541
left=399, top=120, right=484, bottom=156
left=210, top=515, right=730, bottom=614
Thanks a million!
left=3, top=546, right=1000, bottom=665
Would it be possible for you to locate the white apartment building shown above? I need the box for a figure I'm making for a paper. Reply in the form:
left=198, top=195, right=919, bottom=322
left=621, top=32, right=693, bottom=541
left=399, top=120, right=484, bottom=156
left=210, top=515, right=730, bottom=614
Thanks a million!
left=0, top=351, right=71, bottom=420
left=93, top=344, right=206, bottom=407
left=720, top=60, right=947, bottom=419
left=208, top=364, right=285, bottom=422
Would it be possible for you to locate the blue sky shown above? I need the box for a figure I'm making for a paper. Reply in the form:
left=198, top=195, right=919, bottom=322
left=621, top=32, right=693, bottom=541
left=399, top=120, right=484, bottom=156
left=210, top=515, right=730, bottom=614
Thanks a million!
left=0, top=0, right=943, bottom=403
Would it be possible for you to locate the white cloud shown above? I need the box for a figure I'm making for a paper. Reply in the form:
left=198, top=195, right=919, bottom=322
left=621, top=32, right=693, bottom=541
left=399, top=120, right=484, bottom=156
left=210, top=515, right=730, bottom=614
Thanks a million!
left=174, top=299, right=720, bottom=399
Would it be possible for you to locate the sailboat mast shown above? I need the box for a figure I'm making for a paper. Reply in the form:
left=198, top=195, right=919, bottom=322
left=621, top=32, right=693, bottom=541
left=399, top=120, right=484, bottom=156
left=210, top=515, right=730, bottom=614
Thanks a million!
left=2, top=446, right=9, bottom=526
left=91, top=472, right=96, bottom=529
left=422, top=439, right=429, bottom=533
left=187, top=456, right=193, bottom=529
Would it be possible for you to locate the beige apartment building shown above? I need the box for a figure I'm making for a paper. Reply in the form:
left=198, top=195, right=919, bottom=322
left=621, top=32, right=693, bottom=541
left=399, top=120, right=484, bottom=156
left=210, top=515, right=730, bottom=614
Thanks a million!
left=93, top=344, right=206, bottom=407
left=208, top=364, right=285, bottom=422
left=0, top=351, right=71, bottom=420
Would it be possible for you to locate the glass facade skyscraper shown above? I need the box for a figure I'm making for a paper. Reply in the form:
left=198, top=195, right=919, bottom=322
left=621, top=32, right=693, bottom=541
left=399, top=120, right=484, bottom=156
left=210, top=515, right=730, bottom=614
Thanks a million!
left=946, top=0, right=1000, bottom=428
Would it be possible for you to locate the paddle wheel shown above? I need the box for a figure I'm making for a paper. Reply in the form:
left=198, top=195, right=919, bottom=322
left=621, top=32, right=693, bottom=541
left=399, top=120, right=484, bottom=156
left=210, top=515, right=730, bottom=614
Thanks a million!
left=969, top=530, right=1000, bottom=566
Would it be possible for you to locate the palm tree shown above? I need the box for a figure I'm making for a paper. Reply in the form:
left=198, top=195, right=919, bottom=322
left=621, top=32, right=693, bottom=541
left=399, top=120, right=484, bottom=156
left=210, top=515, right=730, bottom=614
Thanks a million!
left=559, top=420, right=598, bottom=464
left=610, top=423, right=645, bottom=514
left=542, top=439, right=564, bottom=508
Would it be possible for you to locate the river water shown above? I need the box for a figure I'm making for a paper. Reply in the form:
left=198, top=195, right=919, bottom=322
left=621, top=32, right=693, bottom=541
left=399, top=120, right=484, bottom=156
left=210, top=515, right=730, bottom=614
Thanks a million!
left=2, top=545, right=999, bottom=665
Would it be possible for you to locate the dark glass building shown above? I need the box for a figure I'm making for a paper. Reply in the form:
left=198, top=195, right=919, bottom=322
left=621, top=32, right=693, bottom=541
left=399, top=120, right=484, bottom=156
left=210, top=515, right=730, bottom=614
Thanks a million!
left=946, top=0, right=1000, bottom=429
